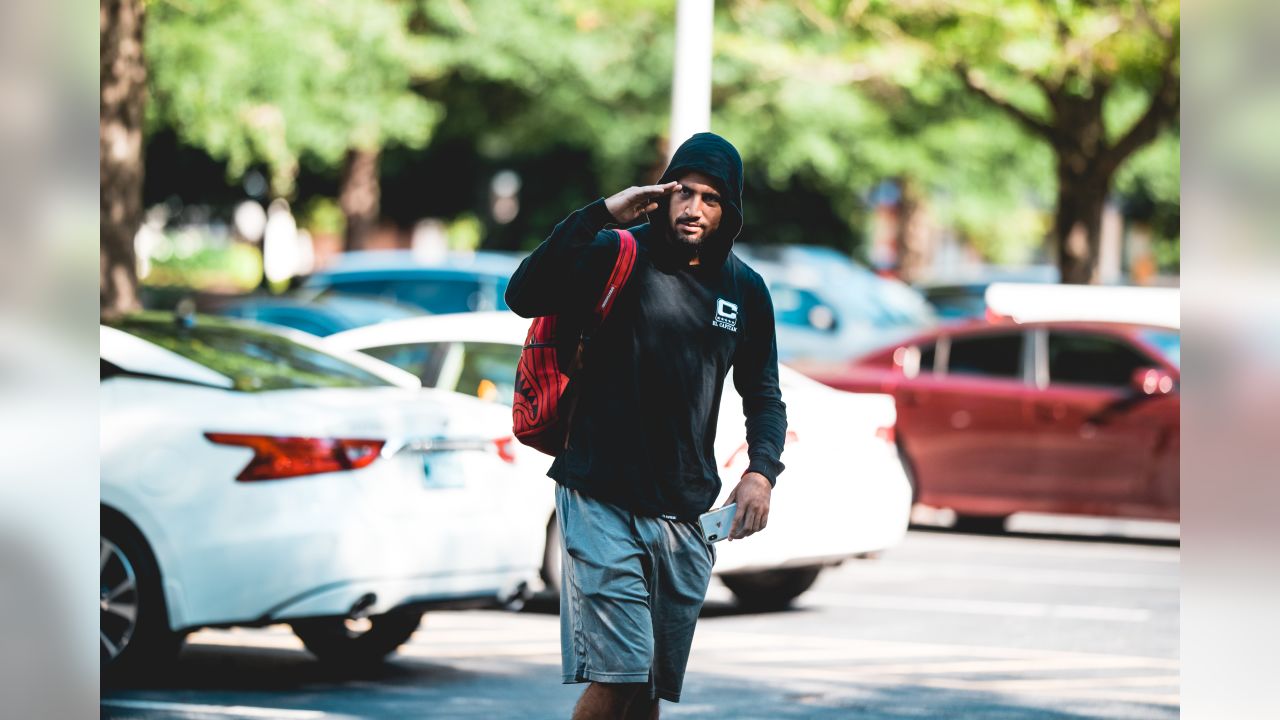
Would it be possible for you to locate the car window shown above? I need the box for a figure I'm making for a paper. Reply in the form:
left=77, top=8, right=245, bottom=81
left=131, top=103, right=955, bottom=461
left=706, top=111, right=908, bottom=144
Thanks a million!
left=772, top=285, right=838, bottom=331
left=455, top=342, right=522, bottom=404
left=323, top=278, right=486, bottom=315
left=927, top=292, right=987, bottom=321
left=918, top=342, right=937, bottom=374
left=254, top=309, right=337, bottom=337
left=107, top=317, right=397, bottom=391
left=1136, top=328, right=1180, bottom=368
left=362, top=342, right=452, bottom=387
left=1048, top=332, right=1157, bottom=388
left=944, top=332, right=1022, bottom=379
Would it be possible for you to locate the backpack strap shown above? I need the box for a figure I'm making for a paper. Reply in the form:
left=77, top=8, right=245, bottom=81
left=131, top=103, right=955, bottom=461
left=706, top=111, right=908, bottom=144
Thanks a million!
left=590, top=228, right=637, bottom=328
left=561, top=229, right=638, bottom=449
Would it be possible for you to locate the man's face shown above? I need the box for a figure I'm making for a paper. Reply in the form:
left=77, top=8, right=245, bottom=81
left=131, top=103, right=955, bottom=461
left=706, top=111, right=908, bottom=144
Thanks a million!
left=667, top=171, right=723, bottom=248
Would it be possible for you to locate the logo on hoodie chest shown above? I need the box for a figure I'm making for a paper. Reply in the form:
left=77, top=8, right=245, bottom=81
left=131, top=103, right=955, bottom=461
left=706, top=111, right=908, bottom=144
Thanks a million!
left=712, top=298, right=739, bottom=332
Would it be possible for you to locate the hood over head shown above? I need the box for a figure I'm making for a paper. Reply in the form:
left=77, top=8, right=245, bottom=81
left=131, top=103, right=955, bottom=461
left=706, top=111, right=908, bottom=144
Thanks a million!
left=647, top=132, right=744, bottom=270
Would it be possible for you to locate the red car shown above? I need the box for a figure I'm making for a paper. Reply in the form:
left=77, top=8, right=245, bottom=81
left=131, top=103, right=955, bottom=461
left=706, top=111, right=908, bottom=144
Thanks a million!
left=803, top=320, right=1180, bottom=527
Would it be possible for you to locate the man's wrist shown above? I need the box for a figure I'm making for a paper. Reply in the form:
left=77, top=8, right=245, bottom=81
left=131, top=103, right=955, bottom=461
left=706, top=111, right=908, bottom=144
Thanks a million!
left=591, top=197, right=621, bottom=227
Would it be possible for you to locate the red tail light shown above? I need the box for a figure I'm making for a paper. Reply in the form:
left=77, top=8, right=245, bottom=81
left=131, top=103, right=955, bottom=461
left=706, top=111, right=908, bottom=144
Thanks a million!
left=493, top=436, right=518, bottom=464
left=204, top=433, right=386, bottom=482
left=875, top=425, right=896, bottom=445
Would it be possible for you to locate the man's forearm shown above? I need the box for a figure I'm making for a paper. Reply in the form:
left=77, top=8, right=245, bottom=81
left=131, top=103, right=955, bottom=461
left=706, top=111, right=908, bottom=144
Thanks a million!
left=505, top=199, right=617, bottom=318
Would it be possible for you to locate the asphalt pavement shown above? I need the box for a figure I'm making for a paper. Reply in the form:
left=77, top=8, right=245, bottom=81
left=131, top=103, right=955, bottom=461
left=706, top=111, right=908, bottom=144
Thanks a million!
left=101, top=522, right=1179, bottom=719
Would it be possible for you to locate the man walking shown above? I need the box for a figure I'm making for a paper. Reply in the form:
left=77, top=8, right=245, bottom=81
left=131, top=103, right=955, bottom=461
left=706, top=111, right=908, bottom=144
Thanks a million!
left=506, top=133, right=787, bottom=719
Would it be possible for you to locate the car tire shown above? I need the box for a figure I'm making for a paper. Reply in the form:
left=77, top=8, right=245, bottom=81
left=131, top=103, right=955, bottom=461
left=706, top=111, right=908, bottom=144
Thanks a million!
left=720, top=566, right=823, bottom=611
left=290, top=609, right=424, bottom=666
left=101, top=511, right=185, bottom=682
left=952, top=514, right=1010, bottom=534
left=540, top=514, right=561, bottom=595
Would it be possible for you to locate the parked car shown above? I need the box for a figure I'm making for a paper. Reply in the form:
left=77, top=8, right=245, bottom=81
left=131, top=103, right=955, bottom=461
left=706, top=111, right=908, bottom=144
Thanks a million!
left=983, top=282, right=1180, bottom=329
left=301, top=250, right=521, bottom=316
left=100, top=313, right=545, bottom=677
left=732, top=244, right=937, bottom=363
left=917, top=265, right=1060, bottom=323
left=325, top=312, right=913, bottom=609
left=209, top=293, right=424, bottom=336
left=803, top=319, right=1181, bottom=529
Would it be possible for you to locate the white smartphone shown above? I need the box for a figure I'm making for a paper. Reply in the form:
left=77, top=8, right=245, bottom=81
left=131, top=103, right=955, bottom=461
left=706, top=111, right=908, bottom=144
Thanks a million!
left=698, top=503, right=738, bottom=544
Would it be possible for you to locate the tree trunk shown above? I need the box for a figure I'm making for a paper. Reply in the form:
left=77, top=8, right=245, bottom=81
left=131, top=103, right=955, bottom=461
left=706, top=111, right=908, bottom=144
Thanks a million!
left=100, top=0, right=147, bottom=318
left=340, top=147, right=381, bottom=252
left=1052, top=162, right=1111, bottom=285
left=894, top=177, right=932, bottom=284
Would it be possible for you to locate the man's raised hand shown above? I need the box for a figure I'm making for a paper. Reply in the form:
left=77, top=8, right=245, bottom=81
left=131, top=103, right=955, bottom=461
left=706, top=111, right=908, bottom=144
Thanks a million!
left=604, top=182, right=680, bottom=224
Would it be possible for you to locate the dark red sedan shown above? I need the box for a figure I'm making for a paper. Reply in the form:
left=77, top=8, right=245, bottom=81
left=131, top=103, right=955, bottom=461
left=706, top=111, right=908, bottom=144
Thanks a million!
left=802, top=320, right=1180, bottom=526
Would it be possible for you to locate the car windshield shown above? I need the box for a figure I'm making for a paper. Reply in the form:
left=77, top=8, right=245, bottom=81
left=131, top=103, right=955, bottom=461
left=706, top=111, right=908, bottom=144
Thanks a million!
left=1137, top=328, right=1181, bottom=368
left=108, top=314, right=398, bottom=391
left=318, top=276, right=505, bottom=315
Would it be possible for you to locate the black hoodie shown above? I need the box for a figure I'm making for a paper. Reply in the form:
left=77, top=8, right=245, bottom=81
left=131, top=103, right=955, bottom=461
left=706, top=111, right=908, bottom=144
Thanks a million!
left=505, top=133, right=787, bottom=520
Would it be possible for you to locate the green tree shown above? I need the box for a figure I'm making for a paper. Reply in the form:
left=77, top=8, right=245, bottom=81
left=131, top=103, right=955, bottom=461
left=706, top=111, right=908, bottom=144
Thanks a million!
left=856, top=0, right=1180, bottom=283
left=146, top=0, right=444, bottom=249
left=713, top=1, right=1056, bottom=277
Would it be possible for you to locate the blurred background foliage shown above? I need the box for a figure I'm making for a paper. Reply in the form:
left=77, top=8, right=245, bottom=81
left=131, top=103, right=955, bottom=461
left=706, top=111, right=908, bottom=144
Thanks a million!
left=136, top=0, right=1178, bottom=285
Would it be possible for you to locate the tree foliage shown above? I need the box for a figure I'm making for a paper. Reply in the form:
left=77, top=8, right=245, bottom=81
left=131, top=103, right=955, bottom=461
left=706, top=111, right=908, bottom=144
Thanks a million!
left=147, top=0, right=445, bottom=197
left=842, top=0, right=1180, bottom=281
left=139, top=0, right=1179, bottom=278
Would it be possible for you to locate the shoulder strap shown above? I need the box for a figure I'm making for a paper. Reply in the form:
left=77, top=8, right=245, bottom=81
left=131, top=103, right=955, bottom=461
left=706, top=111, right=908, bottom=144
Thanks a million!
left=560, top=229, right=638, bottom=449
left=589, top=228, right=637, bottom=326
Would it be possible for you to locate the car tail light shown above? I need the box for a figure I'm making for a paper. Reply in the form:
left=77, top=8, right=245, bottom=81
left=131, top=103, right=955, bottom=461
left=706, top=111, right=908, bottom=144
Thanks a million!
left=875, top=425, right=896, bottom=445
left=204, top=432, right=386, bottom=482
left=493, top=436, right=518, bottom=464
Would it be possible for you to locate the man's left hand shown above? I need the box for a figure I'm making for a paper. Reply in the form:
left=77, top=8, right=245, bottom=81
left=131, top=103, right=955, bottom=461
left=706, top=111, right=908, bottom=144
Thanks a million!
left=725, top=472, right=771, bottom=540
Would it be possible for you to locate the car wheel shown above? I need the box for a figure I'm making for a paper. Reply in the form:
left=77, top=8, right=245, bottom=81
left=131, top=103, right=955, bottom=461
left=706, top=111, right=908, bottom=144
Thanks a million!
left=540, top=514, right=561, bottom=595
left=720, top=566, right=823, bottom=611
left=101, top=513, right=185, bottom=680
left=952, top=514, right=1010, bottom=534
left=290, top=609, right=424, bottom=666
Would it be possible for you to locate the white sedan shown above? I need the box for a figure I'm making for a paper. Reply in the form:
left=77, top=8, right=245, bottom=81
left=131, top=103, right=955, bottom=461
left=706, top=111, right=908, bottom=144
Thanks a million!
left=100, top=314, right=546, bottom=678
left=326, top=312, right=912, bottom=609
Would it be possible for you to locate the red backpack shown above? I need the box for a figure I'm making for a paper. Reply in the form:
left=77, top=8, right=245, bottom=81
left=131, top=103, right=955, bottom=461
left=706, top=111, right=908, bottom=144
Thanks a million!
left=512, top=229, right=638, bottom=455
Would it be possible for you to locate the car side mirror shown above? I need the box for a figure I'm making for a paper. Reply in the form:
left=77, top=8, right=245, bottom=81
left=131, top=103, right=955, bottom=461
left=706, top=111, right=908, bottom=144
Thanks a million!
left=1130, top=367, right=1176, bottom=395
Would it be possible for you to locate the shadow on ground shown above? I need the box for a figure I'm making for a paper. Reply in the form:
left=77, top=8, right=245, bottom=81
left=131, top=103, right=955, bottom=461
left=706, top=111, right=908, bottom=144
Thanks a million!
left=101, top=643, right=1177, bottom=719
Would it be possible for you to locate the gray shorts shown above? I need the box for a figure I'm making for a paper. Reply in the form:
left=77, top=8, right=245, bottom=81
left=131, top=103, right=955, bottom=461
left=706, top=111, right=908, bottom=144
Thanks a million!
left=556, top=484, right=715, bottom=703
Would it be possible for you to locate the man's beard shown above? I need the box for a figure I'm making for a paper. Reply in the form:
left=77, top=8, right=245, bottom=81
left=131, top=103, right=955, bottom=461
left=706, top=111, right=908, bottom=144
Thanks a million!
left=668, top=218, right=708, bottom=250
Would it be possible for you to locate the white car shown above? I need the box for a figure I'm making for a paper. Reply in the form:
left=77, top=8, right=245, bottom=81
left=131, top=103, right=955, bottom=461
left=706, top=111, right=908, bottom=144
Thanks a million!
left=100, top=314, right=546, bottom=677
left=325, top=311, right=913, bottom=609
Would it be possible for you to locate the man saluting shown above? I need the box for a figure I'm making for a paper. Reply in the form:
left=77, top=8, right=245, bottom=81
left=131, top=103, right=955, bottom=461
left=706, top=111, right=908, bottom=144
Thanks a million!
left=505, top=132, right=787, bottom=720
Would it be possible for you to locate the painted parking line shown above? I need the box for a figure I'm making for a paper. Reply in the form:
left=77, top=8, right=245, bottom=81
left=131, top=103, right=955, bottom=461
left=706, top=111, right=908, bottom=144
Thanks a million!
left=100, top=699, right=342, bottom=719
left=799, top=592, right=1152, bottom=622
left=840, top=560, right=1179, bottom=589
left=898, top=535, right=1180, bottom=563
